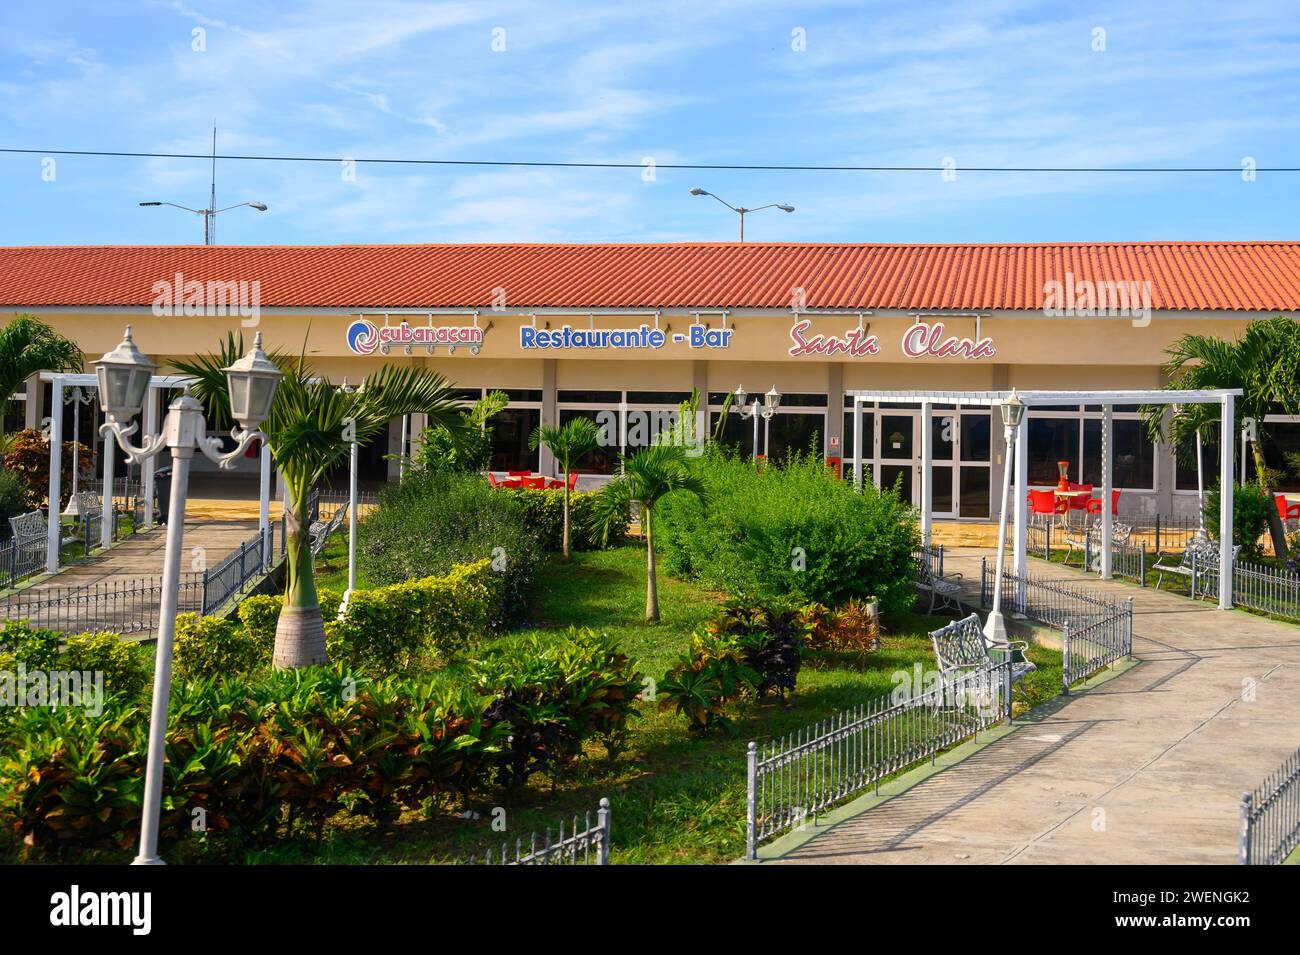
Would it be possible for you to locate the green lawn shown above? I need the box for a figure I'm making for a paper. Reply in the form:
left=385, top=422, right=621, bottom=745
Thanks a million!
left=221, top=542, right=1062, bottom=866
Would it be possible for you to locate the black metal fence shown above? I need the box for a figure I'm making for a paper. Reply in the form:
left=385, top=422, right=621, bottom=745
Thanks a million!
left=466, top=799, right=611, bottom=865
left=0, top=572, right=205, bottom=635
left=201, top=526, right=276, bottom=613
left=744, top=662, right=1014, bottom=859
left=1240, top=746, right=1300, bottom=865
left=979, top=558, right=1132, bottom=690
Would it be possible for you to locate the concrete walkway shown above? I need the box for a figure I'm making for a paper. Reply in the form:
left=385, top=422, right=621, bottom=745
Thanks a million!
left=27, top=519, right=259, bottom=594
left=780, top=549, right=1300, bottom=865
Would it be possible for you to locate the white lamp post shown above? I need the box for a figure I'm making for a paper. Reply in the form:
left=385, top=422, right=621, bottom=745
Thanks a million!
left=985, top=390, right=1026, bottom=645
left=94, top=326, right=281, bottom=866
left=61, top=387, right=93, bottom=519
left=337, top=379, right=359, bottom=619
left=733, top=385, right=781, bottom=461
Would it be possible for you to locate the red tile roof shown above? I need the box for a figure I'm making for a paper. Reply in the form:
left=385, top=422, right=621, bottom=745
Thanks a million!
left=1, top=242, right=1299, bottom=312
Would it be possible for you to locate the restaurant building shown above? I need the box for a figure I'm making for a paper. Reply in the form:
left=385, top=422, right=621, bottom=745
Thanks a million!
left=2, top=241, right=1299, bottom=521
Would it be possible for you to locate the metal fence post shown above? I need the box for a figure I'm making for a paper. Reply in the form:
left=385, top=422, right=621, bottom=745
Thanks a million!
left=1004, top=661, right=1013, bottom=725
left=980, top=556, right=987, bottom=607
left=597, top=797, right=611, bottom=866
left=1062, top=621, right=1071, bottom=696
left=746, top=741, right=758, bottom=861
left=200, top=569, right=210, bottom=616
left=1125, top=597, right=1134, bottom=657
left=1155, top=514, right=1161, bottom=555
left=1238, top=791, right=1253, bottom=865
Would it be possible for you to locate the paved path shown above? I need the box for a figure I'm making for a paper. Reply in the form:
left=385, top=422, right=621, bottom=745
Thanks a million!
left=29, top=520, right=259, bottom=594
left=782, top=549, right=1300, bottom=864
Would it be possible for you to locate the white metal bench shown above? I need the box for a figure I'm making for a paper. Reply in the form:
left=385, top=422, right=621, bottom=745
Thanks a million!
left=915, top=549, right=964, bottom=615
left=1063, top=517, right=1134, bottom=570
left=9, top=509, right=76, bottom=552
left=930, top=612, right=1037, bottom=694
left=1153, top=536, right=1239, bottom=591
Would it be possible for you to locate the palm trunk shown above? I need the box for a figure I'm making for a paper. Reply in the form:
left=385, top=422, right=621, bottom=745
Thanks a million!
left=561, top=472, right=571, bottom=562
left=644, top=503, right=659, bottom=623
left=1252, top=443, right=1290, bottom=561
left=272, top=488, right=327, bottom=668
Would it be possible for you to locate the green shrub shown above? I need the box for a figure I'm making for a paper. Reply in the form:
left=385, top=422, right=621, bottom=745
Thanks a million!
left=655, top=449, right=919, bottom=611
left=359, top=470, right=540, bottom=627
left=0, top=666, right=507, bottom=855
left=496, top=487, right=626, bottom=551
left=173, top=614, right=269, bottom=682
left=236, top=595, right=283, bottom=646
left=327, top=559, right=500, bottom=672
left=57, top=631, right=153, bottom=701
left=470, top=628, right=642, bottom=790
left=0, top=470, right=28, bottom=539
left=658, top=630, right=757, bottom=736
left=1205, top=479, right=1272, bottom=560
left=710, top=596, right=812, bottom=701
left=0, top=620, right=60, bottom=670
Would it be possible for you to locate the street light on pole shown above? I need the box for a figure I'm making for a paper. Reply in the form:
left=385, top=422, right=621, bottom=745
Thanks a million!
left=732, top=385, right=781, bottom=461
left=94, top=326, right=281, bottom=866
left=689, top=189, right=793, bottom=241
left=984, top=390, right=1026, bottom=645
left=138, top=200, right=268, bottom=245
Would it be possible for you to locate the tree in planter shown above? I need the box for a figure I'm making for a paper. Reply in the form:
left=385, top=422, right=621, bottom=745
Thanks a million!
left=590, top=444, right=707, bottom=623
left=529, top=416, right=600, bottom=562
left=174, top=335, right=467, bottom=668
left=0, top=314, right=84, bottom=448
left=1145, top=317, right=1300, bottom=561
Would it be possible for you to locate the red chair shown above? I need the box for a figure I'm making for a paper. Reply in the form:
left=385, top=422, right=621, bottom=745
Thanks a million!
left=486, top=472, right=501, bottom=488
left=1086, top=489, right=1122, bottom=516
left=1028, top=489, right=1067, bottom=524
left=1067, top=482, right=1093, bottom=511
left=523, top=475, right=546, bottom=489
left=1275, top=495, right=1300, bottom=521
left=566, top=471, right=579, bottom=491
left=508, top=470, right=531, bottom=479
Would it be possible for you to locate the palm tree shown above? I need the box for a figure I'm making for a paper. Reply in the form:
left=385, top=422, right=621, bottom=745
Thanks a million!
left=529, top=416, right=600, bottom=561
left=0, top=314, right=84, bottom=444
left=590, top=444, right=707, bottom=622
left=174, top=334, right=468, bottom=668
left=1144, top=317, right=1300, bottom=560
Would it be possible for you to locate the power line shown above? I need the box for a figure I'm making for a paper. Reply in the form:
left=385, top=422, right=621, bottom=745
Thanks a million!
left=0, top=146, right=1295, bottom=173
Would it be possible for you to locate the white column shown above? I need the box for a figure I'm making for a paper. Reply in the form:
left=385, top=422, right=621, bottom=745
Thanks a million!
left=920, top=400, right=933, bottom=548
left=398, top=414, right=409, bottom=480
left=141, top=386, right=159, bottom=528
left=1100, top=403, right=1114, bottom=579
left=46, top=376, right=64, bottom=573
left=1219, top=393, right=1234, bottom=610
left=258, top=442, right=271, bottom=568
left=852, top=398, right=864, bottom=490
left=1013, top=414, right=1028, bottom=606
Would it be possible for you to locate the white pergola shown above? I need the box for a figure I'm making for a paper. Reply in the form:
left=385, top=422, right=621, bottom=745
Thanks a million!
left=845, top=388, right=1243, bottom=610
left=40, top=372, right=274, bottom=575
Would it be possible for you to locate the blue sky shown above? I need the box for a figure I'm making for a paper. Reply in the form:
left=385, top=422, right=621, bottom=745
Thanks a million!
left=1, top=0, right=1298, bottom=246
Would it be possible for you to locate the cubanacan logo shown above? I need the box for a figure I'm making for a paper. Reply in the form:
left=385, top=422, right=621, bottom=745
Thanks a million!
left=346, top=319, right=484, bottom=356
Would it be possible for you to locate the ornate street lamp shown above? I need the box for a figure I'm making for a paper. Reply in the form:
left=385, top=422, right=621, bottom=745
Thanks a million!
left=733, top=385, right=781, bottom=461
left=94, top=327, right=281, bottom=865
left=985, top=390, right=1026, bottom=644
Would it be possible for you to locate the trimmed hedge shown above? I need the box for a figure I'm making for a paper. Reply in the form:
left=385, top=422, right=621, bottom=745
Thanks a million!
left=0, top=622, right=153, bottom=704
left=360, top=471, right=541, bottom=627
left=654, top=450, right=920, bottom=612
left=327, top=559, right=500, bottom=671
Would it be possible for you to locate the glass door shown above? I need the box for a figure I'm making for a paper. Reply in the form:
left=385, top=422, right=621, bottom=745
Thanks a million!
left=877, top=413, right=916, bottom=505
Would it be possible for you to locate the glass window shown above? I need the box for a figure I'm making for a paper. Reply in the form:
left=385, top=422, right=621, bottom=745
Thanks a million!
left=1260, top=421, right=1300, bottom=491
left=1083, top=419, right=1154, bottom=489
left=959, top=466, right=990, bottom=518
left=960, top=414, right=991, bottom=462
left=932, top=466, right=953, bottom=513
left=627, top=391, right=691, bottom=405
left=449, top=388, right=483, bottom=402
left=931, top=413, right=955, bottom=461
left=767, top=413, right=824, bottom=463
left=489, top=408, right=540, bottom=472
left=559, top=409, right=619, bottom=473
left=1175, top=435, right=1220, bottom=491
left=775, top=393, right=828, bottom=407
left=841, top=412, right=874, bottom=459
left=711, top=410, right=760, bottom=456
left=558, top=390, right=620, bottom=404
left=500, top=389, right=543, bottom=402
left=1027, top=418, right=1080, bottom=485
